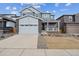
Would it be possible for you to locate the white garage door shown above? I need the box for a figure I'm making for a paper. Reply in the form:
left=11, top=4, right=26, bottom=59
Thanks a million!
left=19, top=16, right=39, bottom=34
left=19, top=25, right=38, bottom=34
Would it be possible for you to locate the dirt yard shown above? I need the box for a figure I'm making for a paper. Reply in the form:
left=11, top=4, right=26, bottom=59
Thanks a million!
left=38, top=36, right=79, bottom=49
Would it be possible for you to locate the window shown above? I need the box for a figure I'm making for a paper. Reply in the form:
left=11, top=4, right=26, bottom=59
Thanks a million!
left=51, top=15, right=54, bottom=20
left=22, top=12, right=33, bottom=16
left=20, top=24, right=37, bottom=26
left=42, top=13, right=51, bottom=21
left=23, top=14, right=26, bottom=16
left=20, top=24, right=24, bottom=26
left=69, top=16, right=73, bottom=22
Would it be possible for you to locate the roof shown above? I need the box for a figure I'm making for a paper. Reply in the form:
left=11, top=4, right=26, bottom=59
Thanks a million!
left=20, top=6, right=41, bottom=13
left=56, top=14, right=74, bottom=20
left=74, top=13, right=79, bottom=15
left=0, top=14, right=16, bottom=17
left=2, top=17, right=16, bottom=23
left=41, top=12, right=53, bottom=14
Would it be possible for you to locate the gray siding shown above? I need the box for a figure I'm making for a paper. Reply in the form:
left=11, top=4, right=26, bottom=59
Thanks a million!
left=66, top=23, right=79, bottom=34
left=41, top=13, right=51, bottom=21
left=0, top=19, right=2, bottom=28
left=64, top=16, right=74, bottom=23
left=38, top=19, right=42, bottom=33
left=16, top=19, right=19, bottom=34
left=75, top=14, right=79, bottom=23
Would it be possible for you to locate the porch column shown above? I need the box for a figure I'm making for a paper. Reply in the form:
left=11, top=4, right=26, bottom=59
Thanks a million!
left=47, top=22, right=49, bottom=31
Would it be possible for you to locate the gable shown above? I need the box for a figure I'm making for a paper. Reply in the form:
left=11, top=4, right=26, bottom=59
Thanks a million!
left=21, top=8, right=33, bottom=14
left=20, top=6, right=41, bottom=14
left=19, top=16, right=38, bottom=25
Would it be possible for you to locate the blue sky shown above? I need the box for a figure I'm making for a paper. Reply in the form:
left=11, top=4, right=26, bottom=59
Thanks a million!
left=0, top=3, right=79, bottom=19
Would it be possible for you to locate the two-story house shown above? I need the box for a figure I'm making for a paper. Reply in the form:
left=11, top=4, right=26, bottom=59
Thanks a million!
left=57, top=14, right=79, bottom=34
left=18, top=6, right=42, bottom=34
left=18, top=6, right=60, bottom=34
left=0, top=14, right=17, bottom=35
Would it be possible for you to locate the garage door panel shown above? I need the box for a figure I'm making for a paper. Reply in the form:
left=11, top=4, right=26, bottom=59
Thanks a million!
left=66, top=24, right=79, bottom=33
left=19, top=26, right=38, bottom=34
left=19, top=16, right=39, bottom=34
left=19, top=17, right=38, bottom=24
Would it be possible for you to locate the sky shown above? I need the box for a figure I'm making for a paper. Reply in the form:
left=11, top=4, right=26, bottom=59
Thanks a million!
left=0, top=3, right=79, bottom=19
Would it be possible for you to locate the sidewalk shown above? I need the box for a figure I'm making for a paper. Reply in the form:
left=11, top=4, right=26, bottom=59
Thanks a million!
left=0, top=48, right=79, bottom=56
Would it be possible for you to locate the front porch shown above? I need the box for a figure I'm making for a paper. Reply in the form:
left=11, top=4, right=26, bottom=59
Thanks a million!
left=42, top=21, right=60, bottom=33
left=0, top=17, right=16, bottom=35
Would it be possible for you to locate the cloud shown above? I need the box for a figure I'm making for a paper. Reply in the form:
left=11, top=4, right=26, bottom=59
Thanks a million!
left=6, top=6, right=10, bottom=10
left=30, top=3, right=44, bottom=9
left=6, top=6, right=17, bottom=10
left=30, top=3, right=46, bottom=6
left=54, top=3, right=59, bottom=7
left=20, top=3, right=46, bottom=9
left=11, top=11, right=17, bottom=14
left=46, top=11, right=49, bottom=13
left=20, top=3, right=30, bottom=6
left=20, top=3, right=24, bottom=6
left=33, top=5, right=41, bottom=8
left=13, top=7, right=17, bottom=10
left=53, top=10, right=56, bottom=13
left=31, top=3, right=46, bottom=9
left=11, top=11, right=20, bottom=16
left=60, top=9, right=68, bottom=11
left=65, top=3, right=71, bottom=6
left=31, top=3, right=39, bottom=6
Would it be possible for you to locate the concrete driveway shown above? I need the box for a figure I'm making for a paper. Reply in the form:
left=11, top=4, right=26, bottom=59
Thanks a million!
left=0, top=34, right=79, bottom=56
left=0, top=34, right=38, bottom=48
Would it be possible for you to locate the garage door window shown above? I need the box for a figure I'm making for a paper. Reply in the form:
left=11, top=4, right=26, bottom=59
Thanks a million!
left=20, top=25, right=24, bottom=26
left=20, top=24, right=37, bottom=26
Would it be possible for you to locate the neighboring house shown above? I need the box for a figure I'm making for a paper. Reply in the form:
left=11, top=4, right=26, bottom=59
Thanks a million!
left=75, top=13, right=79, bottom=23
left=0, top=14, right=17, bottom=34
left=18, top=6, right=60, bottom=34
left=57, top=14, right=79, bottom=34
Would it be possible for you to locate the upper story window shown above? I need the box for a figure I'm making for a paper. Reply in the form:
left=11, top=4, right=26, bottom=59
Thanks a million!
left=51, top=15, right=54, bottom=20
left=23, top=14, right=26, bottom=16
left=69, top=16, right=73, bottom=22
left=42, top=13, right=51, bottom=21
left=33, top=12, right=35, bottom=16
left=22, top=12, right=33, bottom=16
left=33, top=12, right=41, bottom=17
left=22, top=12, right=40, bottom=18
